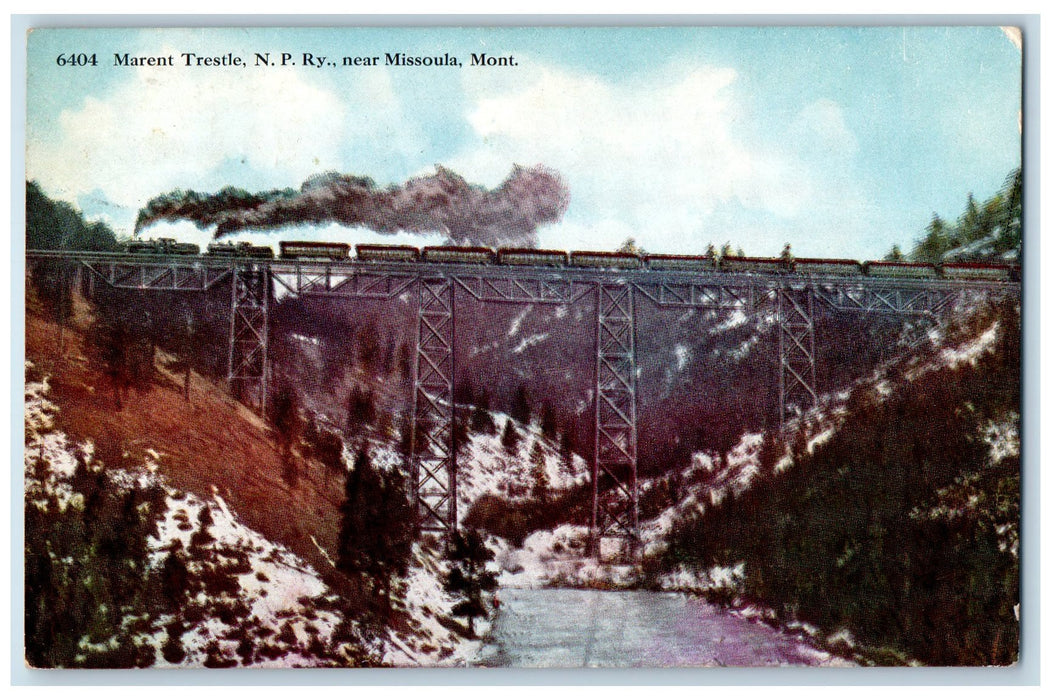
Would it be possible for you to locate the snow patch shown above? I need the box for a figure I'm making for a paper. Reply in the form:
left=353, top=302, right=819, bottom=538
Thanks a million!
left=984, top=414, right=1020, bottom=463
left=512, top=333, right=550, bottom=354
left=939, top=322, right=998, bottom=369
left=507, top=307, right=531, bottom=338
left=673, top=344, right=691, bottom=371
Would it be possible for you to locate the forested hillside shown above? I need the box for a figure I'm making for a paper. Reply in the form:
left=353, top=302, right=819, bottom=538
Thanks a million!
left=660, top=299, right=1020, bottom=665
left=889, top=168, right=1021, bottom=263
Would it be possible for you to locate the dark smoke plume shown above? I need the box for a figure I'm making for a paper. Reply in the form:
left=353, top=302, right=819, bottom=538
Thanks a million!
left=135, top=165, right=570, bottom=248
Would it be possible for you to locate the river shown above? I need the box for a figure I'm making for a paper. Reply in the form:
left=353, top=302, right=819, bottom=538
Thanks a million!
left=473, top=588, right=849, bottom=667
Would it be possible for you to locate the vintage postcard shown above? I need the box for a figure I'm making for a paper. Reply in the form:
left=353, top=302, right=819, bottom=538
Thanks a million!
left=22, top=25, right=1022, bottom=669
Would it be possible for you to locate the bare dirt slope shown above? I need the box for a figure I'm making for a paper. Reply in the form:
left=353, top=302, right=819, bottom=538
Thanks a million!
left=25, top=291, right=344, bottom=577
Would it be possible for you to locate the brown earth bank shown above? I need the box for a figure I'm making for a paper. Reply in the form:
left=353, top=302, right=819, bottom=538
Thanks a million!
left=25, top=289, right=344, bottom=579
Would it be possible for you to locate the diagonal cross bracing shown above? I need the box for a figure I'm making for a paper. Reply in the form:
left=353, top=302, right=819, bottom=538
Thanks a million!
left=633, top=280, right=764, bottom=309
left=455, top=274, right=589, bottom=304
left=778, top=286, right=817, bottom=430
left=82, top=261, right=232, bottom=291
left=590, top=283, right=640, bottom=557
left=270, top=267, right=416, bottom=299
left=226, top=266, right=270, bottom=415
left=410, top=278, right=458, bottom=539
left=811, top=283, right=960, bottom=315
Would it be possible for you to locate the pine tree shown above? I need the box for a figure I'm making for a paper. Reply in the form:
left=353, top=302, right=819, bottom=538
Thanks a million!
left=337, top=448, right=377, bottom=577
left=357, top=322, right=381, bottom=371
left=453, top=406, right=470, bottom=458
left=530, top=441, right=549, bottom=503
left=337, top=448, right=414, bottom=620
left=617, top=237, right=645, bottom=255
left=457, top=375, right=475, bottom=407
left=88, top=299, right=157, bottom=410
left=313, top=427, right=345, bottom=488
left=270, top=386, right=300, bottom=485
left=471, top=391, right=496, bottom=435
left=501, top=420, right=520, bottom=454
left=540, top=401, right=558, bottom=441
left=444, top=529, right=498, bottom=636
left=509, top=385, right=531, bottom=426
left=560, top=428, right=576, bottom=467
left=346, top=386, right=376, bottom=431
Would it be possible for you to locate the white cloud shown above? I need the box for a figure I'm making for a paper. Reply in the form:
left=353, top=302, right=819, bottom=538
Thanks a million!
left=448, top=61, right=843, bottom=254
left=27, top=49, right=878, bottom=258
left=27, top=52, right=348, bottom=210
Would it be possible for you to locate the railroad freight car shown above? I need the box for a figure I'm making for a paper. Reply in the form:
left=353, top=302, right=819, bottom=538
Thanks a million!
left=496, top=248, right=568, bottom=267
left=355, top=244, right=420, bottom=263
left=719, top=256, right=788, bottom=274
left=125, top=238, right=200, bottom=256
left=206, top=241, right=274, bottom=259
left=941, top=262, right=1017, bottom=282
left=279, top=241, right=351, bottom=261
left=570, top=251, right=642, bottom=269
left=642, top=254, right=718, bottom=272
left=793, top=258, right=864, bottom=276
left=421, top=246, right=495, bottom=265
left=864, top=261, right=939, bottom=279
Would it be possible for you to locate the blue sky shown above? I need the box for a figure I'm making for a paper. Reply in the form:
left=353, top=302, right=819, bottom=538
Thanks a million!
left=26, top=26, right=1021, bottom=259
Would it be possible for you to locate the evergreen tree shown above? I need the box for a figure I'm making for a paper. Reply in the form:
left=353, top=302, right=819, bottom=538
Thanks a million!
left=452, top=405, right=470, bottom=458
left=269, top=386, right=300, bottom=485
left=87, top=298, right=157, bottom=410
left=27, top=182, right=120, bottom=324
left=357, top=323, right=381, bottom=371
left=660, top=303, right=1020, bottom=666
left=501, top=420, right=520, bottom=454
left=443, top=529, right=498, bottom=636
left=337, top=449, right=415, bottom=620
left=540, top=401, right=558, bottom=441
left=471, top=391, right=497, bottom=435
left=312, top=427, right=345, bottom=488
left=509, top=385, right=531, bottom=426
left=346, top=386, right=376, bottom=431
left=530, top=441, right=549, bottom=503
left=559, top=425, right=577, bottom=467
left=396, top=343, right=412, bottom=381
left=457, top=376, right=475, bottom=407
left=617, top=237, right=645, bottom=255
left=396, top=412, right=414, bottom=461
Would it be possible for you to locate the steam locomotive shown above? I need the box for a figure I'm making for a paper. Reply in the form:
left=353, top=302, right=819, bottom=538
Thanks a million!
left=122, top=239, right=1019, bottom=282
left=206, top=241, right=274, bottom=259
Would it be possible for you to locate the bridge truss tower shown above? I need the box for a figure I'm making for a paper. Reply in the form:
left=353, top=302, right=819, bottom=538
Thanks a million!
left=777, top=285, right=818, bottom=430
left=589, top=283, right=640, bottom=557
left=410, top=277, right=458, bottom=539
left=227, top=265, right=270, bottom=415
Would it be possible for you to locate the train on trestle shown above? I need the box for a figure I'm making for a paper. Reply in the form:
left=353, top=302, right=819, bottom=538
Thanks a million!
left=122, top=239, right=1020, bottom=282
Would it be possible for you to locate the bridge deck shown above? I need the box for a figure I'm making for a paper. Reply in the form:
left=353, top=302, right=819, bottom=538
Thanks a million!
left=25, top=249, right=1019, bottom=293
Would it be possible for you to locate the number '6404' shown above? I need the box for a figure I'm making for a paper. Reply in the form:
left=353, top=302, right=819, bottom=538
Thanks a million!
left=56, top=53, right=98, bottom=67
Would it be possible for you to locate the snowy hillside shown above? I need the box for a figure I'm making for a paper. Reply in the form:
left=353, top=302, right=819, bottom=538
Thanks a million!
left=24, top=361, right=488, bottom=668
left=457, top=412, right=588, bottom=507
left=463, top=297, right=1017, bottom=602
